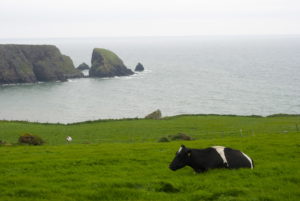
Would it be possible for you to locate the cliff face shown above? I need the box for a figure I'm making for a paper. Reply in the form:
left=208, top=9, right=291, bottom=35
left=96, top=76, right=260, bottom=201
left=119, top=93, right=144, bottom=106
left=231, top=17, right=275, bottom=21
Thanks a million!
left=89, top=48, right=133, bottom=77
left=0, top=45, right=83, bottom=84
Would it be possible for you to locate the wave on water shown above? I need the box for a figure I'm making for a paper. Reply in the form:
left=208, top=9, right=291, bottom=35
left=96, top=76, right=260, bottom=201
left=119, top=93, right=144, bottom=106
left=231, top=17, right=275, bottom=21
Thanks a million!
left=67, top=79, right=78, bottom=82
left=1, top=82, right=44, bottom=87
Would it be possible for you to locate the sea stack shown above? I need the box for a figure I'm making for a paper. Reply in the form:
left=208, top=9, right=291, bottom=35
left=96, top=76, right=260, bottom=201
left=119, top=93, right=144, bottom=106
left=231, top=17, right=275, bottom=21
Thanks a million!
left=89, top=48, right=134, bottom=78
left=77, top=62, right=90, bottom=70
left=0, top=44, right=83, bottom=84
left=135, top=62, right=144, bottom=72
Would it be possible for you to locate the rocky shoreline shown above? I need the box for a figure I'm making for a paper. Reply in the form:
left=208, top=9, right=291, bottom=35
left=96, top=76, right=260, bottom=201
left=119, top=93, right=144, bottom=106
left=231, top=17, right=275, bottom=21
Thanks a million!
left=0, top=45, right=138, bottom=84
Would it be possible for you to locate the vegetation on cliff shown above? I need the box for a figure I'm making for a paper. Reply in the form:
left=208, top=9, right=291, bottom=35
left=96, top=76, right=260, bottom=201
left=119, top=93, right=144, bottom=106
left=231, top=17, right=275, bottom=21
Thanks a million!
left=89, top=48, right=133, bottom=77
left=0, top=45, right=83, bottom=84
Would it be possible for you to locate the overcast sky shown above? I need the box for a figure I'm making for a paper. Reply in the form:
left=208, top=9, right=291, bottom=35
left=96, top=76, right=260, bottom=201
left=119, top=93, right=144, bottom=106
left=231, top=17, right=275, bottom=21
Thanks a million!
left=1, top=0, right=299, bottom=38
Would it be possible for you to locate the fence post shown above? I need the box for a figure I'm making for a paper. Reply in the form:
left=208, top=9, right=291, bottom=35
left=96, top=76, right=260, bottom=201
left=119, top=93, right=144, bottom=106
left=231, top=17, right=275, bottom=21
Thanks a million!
left=240, top=129, right=243, bottom=137
left=296, top=124, right=299, bottom=132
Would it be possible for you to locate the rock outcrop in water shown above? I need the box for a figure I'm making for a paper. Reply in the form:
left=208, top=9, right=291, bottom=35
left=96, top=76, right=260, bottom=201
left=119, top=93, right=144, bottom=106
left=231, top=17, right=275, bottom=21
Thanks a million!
left=145, top=109, right=162, bottom=120
left=77, top=62, right=90, bottom=70
left=89, top=48, right=134, bottom=77
left=0, top=44, right=83, bottom=84
left=135, top=62, right=144, bottom=72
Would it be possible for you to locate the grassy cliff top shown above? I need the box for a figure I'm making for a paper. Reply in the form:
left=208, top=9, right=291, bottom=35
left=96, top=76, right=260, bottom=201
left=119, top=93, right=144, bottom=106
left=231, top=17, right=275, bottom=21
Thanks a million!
left=0, top=44, right=61, bottom=55
left=92, top=48, right=124, bottom=67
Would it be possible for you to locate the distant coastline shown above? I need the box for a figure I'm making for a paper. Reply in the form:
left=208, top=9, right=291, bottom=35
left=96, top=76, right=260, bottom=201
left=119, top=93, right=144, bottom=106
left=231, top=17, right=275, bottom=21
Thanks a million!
left=0, top=44, right=136, bottom=85
left=0, top=113, right=299, bottom=125
left=0, top=36, right=299, bottom=123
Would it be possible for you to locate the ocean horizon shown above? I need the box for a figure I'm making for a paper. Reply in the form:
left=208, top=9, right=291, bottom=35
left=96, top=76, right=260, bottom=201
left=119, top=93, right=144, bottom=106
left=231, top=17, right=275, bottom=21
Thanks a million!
left=0, top=35, right=300, bottom=123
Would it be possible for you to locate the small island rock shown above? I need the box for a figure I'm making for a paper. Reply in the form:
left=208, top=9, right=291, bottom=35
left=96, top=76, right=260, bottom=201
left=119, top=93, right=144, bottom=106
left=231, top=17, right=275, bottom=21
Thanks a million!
left=0, top=44, right=83, bottom=84
left=77, top=62, right=90, bottom=70
left=89, top=48, right=134, bottom=78
left=145, top=109, right=162, bottom=120
left=135, top=62, right=144, bottom=72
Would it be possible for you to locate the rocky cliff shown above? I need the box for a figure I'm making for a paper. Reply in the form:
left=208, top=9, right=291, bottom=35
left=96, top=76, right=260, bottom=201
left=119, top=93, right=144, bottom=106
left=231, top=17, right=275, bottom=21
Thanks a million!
left=0, top=44, right=83, bottom=84
left=89, top=48, right=133, bottom=77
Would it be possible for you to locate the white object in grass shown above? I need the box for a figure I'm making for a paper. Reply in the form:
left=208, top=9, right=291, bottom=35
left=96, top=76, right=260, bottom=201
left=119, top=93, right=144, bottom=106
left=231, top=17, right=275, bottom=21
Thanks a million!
left=66, top=136, right=72, bottom=142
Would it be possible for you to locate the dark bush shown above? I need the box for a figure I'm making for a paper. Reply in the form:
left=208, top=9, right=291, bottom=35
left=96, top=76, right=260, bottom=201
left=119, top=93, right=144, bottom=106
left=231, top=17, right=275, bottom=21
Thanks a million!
left=18, top=133, right=44, bottom=145
left=158, top=137, right=170, bottom=142
left=170, top=133, right=193, bottom=141
left=158, top=133, right=194, bottom=142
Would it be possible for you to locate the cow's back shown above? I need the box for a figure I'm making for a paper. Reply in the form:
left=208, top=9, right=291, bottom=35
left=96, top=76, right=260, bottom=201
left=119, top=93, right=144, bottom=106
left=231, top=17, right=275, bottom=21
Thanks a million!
left=189, top=148, right=225, bottom=172
left=224, top=148, right=253, bottom=169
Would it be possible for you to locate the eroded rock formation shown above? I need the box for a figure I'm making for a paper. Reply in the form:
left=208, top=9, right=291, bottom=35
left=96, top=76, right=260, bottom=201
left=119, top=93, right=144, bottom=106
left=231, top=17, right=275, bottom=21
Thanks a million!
left=0, top=44, right=83, bottom=84
left=89, top=48, right=133, bottom=77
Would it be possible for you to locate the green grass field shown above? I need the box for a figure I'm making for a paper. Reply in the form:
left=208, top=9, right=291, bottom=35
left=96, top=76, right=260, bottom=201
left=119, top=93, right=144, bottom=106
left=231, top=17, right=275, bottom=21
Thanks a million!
left=0, top=115, right=299, bottom=201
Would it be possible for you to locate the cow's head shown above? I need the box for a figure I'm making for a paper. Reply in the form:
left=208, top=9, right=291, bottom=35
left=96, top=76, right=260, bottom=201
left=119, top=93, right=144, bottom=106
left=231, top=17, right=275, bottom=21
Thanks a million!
left=169, top=145, right=191, bottom=171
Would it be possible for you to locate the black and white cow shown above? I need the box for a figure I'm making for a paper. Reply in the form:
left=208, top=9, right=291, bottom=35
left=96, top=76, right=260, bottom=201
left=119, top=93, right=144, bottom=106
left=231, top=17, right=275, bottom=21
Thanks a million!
left=169, top=145, right=253, bottom=173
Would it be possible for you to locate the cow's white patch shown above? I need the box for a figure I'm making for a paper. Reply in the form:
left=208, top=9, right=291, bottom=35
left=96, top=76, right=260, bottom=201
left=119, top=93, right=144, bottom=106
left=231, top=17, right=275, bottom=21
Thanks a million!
left=241, top=152, right=253, bottom=169
left=212, top=146, right=228, bottom=166
left=178, top=147, right=183, bottom=153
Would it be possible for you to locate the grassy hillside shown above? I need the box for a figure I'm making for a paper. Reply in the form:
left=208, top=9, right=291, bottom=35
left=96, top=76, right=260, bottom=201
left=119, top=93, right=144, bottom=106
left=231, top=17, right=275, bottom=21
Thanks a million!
left=0, top=115, right=299, bottom=201
left=0, top=115, right=299, bottom=144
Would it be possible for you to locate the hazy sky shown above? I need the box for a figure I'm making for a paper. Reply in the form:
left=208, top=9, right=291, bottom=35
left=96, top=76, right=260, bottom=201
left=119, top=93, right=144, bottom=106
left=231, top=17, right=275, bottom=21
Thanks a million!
left=1, top=0, right=299, bottom=38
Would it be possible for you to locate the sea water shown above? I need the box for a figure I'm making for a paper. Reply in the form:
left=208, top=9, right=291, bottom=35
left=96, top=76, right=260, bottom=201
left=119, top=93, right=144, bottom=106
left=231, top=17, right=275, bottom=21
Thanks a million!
left=0, top=36, right=299, bottom=123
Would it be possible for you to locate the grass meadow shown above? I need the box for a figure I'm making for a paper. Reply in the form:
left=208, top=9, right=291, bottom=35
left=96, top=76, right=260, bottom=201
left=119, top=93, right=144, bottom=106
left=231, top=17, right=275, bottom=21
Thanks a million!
left=0, top=115, right=299, bottom=201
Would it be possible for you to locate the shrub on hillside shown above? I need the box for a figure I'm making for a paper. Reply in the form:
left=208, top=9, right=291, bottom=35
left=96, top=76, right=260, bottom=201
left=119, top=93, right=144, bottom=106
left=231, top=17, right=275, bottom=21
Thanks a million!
left=18, top=133, right=44, bottom=145
left=158, top=133, right=194, bottom=142
left=158, top=137, right=170, bottom=142
left=170, top=133, right=193, bottom=141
